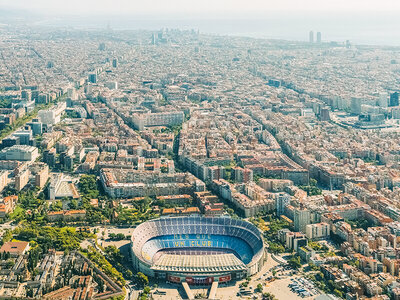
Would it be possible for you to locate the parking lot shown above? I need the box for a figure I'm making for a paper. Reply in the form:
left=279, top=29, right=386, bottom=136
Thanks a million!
left=128, top=252, right=321, bottom=300
left=288, top=277, right=320, bottom=298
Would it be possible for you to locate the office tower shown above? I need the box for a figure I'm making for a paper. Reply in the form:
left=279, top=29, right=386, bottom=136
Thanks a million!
left=112, top=58, right=118, bottom=68
left=21, top=90, right=31, bottom=101
left=98, top=43, right=106, bottom=51
left=15, top=169, right=30, bottom=191
left=317, top=32, right=322, bottom=43
left=378, top=93, right=388, bottom=108
left=351, top=97, right=362, bottom=115
left=37, top=93, right=49, bottom=104
left=31, top=90, right=39, bottom=101
left=276, top=192, right=290, bottom=216
left=64, top=155, right=74, bottom=170
left=390, top=92, right=399, bottom=107
left=28, top=121, right=43, bottom=136
left=12, top=130, right=33, bottom=145
left=294, top=208, right=311, bottom=232
left=43, top=149, right=56, bottom=167
left=35, top=165, right=49, bottom=188
left=319, top=107, right=331, bottom=121
left=309, top=31, right=314, bottom=43
left=88, top=73, right=97, bottom=84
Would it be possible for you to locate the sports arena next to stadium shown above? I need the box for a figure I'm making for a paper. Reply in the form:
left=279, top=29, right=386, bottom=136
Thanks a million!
left=131, top=216, right=266, bottom=285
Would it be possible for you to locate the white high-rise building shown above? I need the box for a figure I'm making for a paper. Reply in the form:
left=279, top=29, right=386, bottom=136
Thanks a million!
left=275, top=192, right=290, bottom=216
left=316, top=32, right=322, bottom=43
left=378, top=93, right=388, bottom=108
left=294, top=208, right=311, bottom=233
left=309, top=31, right=314, bottom=43
left=38, top=102, right=66, bottom=125
left=306, top=223, right=330, bottom=240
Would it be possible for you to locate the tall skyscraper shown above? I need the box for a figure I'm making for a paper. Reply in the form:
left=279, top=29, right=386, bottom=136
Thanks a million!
left=276, top=192, right=290, bottom=216
left=112, top=58, right=118, bottom=68
left=351, top=97, right=362, bottom=115
left=317, top=32, right=322, bottom=43
left=378, top=93, right=388, bottom=108
left=309, top=31, right=314, bottom=43
left=294, top=208, right=311, bottom=232
left=88, top=73, right=97, bottom=84
left=390, top=92, right=399, bottom=107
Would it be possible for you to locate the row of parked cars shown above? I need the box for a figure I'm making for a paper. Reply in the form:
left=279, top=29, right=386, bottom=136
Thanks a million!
left=237, top=286, right=254, bottom=297
left=289, top=278, right=319, bottom=298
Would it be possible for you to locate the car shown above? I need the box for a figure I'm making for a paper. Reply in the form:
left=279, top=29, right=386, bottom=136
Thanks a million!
left=154, top=290, right=166, bottom=295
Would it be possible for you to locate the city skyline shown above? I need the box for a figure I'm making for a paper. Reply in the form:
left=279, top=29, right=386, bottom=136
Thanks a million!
left=1, top=2, right=400, bottom=46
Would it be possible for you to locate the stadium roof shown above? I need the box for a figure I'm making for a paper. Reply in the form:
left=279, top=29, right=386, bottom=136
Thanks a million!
left=151, top=253, right=246, bottom=273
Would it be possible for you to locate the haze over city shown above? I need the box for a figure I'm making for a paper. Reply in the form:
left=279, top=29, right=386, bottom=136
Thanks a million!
left=2, top=0, right=400, bottom=45
left=2, top=0, right=400, bottom=14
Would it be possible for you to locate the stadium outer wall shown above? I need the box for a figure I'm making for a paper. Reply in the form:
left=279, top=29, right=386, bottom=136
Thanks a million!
left=130, top=216, right=266, bottom=284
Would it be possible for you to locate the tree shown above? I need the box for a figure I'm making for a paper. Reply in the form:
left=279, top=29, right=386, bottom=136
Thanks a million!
left=308, top=262, right=319, bottom=271
left=104, top=245, right=123, bottom=262
left=5, top=259, right=14, bottom=269
left=116, top=233, right=125, bottom=240
left=334, top=289, right=343, bottom=298
left=68, top=199, right=78, bottom=210
left=137, top=197, right=151, bottom=213
left=78, top=175, right=100, bottom=199
left=262, top=292, right=277, bottom=300
left=288, top=256, right=302, bottom=269
left=51, top=201, right=63, bottom=211
left=268, top=242, right=285, bottom=254
left=135, top=272, right=149, bottom=288
left=256, top=283, right=263, bottom=293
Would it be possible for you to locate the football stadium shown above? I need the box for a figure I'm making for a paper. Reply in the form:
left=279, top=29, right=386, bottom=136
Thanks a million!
left=131, top=216, right=265, bottom=285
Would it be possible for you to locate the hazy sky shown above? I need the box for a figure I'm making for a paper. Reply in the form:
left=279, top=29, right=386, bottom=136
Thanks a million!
left=2, top=0, right=400, bottom=15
